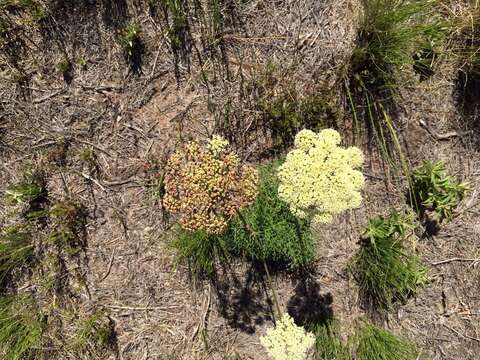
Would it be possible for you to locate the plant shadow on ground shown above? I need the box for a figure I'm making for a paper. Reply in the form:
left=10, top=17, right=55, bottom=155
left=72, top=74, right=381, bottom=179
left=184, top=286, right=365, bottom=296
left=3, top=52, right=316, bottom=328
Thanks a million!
left=287, top=274, right=334, bottom=328
left=212, top=261, right=274, bottom=334
left=212, top=263, right=334, bottom=334
left=456, top=70, right=480, bottom=148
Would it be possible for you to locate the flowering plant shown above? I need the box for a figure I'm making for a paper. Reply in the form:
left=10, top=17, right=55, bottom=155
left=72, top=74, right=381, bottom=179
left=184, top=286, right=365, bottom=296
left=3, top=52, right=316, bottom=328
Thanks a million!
left=164, top=137, right=258, bottom=234
left=278, top=129, right=364, bottom=224
left=260, top=313, right=315, bottom=360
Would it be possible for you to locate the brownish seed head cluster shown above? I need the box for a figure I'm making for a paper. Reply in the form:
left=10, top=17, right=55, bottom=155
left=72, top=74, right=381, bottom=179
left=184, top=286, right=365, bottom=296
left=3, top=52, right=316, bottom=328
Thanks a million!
left=164, top=140, right=258, bottom=234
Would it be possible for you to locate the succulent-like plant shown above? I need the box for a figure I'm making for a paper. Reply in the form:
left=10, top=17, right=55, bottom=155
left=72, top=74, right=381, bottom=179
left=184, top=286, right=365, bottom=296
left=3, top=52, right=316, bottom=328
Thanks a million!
left=410, top=160, right=467, bottom=222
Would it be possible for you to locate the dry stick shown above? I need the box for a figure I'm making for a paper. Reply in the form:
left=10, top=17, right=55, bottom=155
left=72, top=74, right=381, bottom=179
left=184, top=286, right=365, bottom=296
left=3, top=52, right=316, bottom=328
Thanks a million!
left=235, top=209, right=282, bottom=318
left=442, top=323, right=480, bottom=343
left=99, top=249, right=116, bottom=282
left=432, top=258, right=480, bottom=266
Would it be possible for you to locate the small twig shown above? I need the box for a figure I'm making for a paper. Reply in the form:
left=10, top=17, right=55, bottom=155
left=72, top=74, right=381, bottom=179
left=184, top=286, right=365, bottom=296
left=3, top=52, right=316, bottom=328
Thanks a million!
left=76, top=139, right=113, bottom=157
left=99, top=250, right=115, bottom=281
left=418, top=120, right=471, bottom=141
left=102, top=178, right=136, bottom=186
left=263, top=260, right=282, bottom=319
left=432, top=258, right=480, bottom=266
left=32, top=89, right=65, bottom=104
left=104, top=304, right=177, bottom=312
left=235, top=208, right=256, bottom=236
left=149, top=43, right=162, bottom=78
left=80, top=172, right=106, bottom=191
left=443, top=323, right=480, bottom=342
left=79, top=84, right=124, bottom=93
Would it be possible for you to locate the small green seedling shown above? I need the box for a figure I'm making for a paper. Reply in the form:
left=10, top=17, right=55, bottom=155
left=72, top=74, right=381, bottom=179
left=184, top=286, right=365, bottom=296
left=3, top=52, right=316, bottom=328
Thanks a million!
left=5, top=182, right=43, bottom=204
left=120, top=23, right=141, bottom=56
left=70, top=313, right=113, bottom=353
left=77, top=57, right=88, bottom=70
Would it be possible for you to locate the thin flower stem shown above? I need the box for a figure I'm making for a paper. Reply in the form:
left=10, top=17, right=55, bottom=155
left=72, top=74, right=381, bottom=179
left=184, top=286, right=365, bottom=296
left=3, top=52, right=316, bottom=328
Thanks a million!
left=235, top=208, right=282, bottom=319
left=263, top=260, right=282, bottom=319
left=235, top=208, right=256, bottom=236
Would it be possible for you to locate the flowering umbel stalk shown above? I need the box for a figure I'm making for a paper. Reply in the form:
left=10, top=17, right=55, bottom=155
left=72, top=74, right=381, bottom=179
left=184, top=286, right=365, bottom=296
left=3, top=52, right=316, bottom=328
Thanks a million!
left=164, top=137, right=258, bottom=234
left=278, top=129, right=365, bottom=224
left=260, top=313, right=315, bottom=360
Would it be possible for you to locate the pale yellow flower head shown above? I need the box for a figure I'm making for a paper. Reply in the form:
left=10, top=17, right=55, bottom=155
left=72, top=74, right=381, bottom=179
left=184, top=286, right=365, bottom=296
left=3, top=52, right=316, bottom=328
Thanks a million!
left=278, top=128, right=365, bottom=224
left=294, top=129, right=318, bottom=151
left=260, top=314, right=315, bottom=360
left=207, top=135, right=229, bottom=155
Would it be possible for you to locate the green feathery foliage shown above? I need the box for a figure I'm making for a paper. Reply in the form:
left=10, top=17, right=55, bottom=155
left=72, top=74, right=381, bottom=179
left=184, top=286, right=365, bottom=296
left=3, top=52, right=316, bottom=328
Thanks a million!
left=172, top=162, right=315, bottom=274
left=351, top=211, right=427, bottom=308
left=225, top=162, right=315, bottom=267
left=355, top=321, right=417, bottom=360
left=410, top=161, right=467, bottom=222
left=0, top=295, right=43, bottom=360
left=0, top=226, right=35, bottom=282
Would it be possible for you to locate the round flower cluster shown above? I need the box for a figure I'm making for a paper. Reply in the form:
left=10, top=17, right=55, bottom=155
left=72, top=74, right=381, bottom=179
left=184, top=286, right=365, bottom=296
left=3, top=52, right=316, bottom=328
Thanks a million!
left=260, top=313, right=315, bottom=360
left=164, top=139, right=258, bottom=234
left=207, top=135, right=229, bottom=155
left=278, top=129, right=365, bottom=224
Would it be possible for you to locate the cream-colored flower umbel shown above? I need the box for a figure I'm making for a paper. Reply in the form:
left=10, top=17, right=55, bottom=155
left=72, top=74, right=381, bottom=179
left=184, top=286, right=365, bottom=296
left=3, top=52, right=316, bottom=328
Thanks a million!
left=278, top=129, right=364, bottom=224
left=260, top=314, right=315, bottom=360
left=207, top=135, right=229, bottom=155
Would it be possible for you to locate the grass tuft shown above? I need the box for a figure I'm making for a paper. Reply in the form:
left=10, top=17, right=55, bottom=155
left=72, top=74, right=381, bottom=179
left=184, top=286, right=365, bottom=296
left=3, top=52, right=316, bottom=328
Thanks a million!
left=346, top=0, right=446, bottom=165
left=5, top=182, right=43, bottom=205
left=311, top=319, right=352, bottom=360
left=172, top=228, right=228, bottom=275
left=70, top=312, right=114, bottom=354
left=355, top=321, right=417, bottom=360
left=351, top=211, right=427, bottom=308
left=351, top=0, right=444, bottom=92
left=0, top=295, right=43, bottom=360
left=0, top=226, right=35, bottom=283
